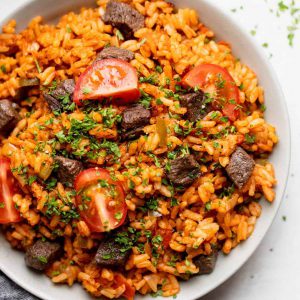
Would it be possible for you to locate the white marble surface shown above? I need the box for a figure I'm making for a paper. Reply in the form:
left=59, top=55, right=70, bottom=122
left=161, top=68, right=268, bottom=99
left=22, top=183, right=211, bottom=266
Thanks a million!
left=1, top=0, right=299, bottom=299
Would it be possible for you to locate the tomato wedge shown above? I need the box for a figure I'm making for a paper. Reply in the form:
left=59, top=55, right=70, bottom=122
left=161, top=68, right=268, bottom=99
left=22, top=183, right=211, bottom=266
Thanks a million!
left=74, top=168, right=127, bottom=232
left=114, top=274, right=135, bottom=300
left=182, top=64, right=240, bottom=121
left=0, top=157, right=21, bottom=224
left=73, top=58, right=140, bottom=105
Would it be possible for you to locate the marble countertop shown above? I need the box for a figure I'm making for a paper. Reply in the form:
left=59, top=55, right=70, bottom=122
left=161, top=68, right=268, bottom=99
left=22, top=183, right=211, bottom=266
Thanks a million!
left=1, top=0, right=299, bottom=299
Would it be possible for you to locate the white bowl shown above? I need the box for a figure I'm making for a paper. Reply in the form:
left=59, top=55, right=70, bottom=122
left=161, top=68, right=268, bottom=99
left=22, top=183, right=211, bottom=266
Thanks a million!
left=0, top=1, right=291, bottom=299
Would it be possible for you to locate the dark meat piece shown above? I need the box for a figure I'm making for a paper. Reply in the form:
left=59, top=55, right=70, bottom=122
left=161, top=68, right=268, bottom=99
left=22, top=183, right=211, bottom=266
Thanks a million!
left=180, top=91, right=212, bottom=122
left=25, top=239, right=62, bottom=271
left=226, top=147, right=255, bottom=189
left=43, top=79, right=75, bottom=111
left=194, top=251, right=218, bottom=275
left=95, top=236, right=130, bottom=267
left=51, top=79, right=75, bottom=99
left=121, top=104, right=150, bottom=139
left=103, top=1, right=145, bottom=39
left=122, top=104, right=150, bottom=130
left=96, top=46, right=134, bottom=62
left=43, top=93, right=62, bottom=111
left=121, top=127, right=145, bottom=140
left=0, top=100, right=19, bottom=135
left=167, top=155, right=200, bottom=186
left=54, top=156, right=84, bottom=185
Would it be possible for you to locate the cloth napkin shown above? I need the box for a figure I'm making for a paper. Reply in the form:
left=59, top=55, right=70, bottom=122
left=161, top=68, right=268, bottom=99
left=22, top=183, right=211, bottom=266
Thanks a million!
left=0, top=271, right=38, bottom=300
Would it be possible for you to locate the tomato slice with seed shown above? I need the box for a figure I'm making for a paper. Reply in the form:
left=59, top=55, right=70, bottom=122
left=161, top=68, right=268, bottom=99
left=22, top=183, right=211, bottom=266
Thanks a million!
left=0, top=157, right=21, bottom=224
left=182, top=64, right=240, bottom=121
left=73, top=58, right=140, bottom=106
left=74, top=168, right=127, bottom=233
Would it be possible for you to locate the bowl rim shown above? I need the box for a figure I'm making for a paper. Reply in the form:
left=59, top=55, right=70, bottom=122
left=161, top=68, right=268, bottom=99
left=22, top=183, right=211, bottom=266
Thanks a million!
left=0, top=0, right=291, bottom=299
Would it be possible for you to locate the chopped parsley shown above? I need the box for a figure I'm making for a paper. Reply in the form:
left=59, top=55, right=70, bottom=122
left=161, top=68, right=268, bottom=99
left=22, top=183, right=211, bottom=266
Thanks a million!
left=245, top=133, right=256, bottom=144
left=0, top=65, right=6, bottom=73
left=102, top=253, right=112, bottom=260
left=139, top=89, right=152, bottom=108
left=219, top=184, right=235, bottom=198
left=37, top=256, right=48, bottom=264
left=139, top=73, right=158, bottom=85
left=28, top=175, right=37, bottom=186
left=205, top=202, right=212, bottom=211
left=116, top=29, right=124, bottom=41
left=155, top=65, right=163, bottom=73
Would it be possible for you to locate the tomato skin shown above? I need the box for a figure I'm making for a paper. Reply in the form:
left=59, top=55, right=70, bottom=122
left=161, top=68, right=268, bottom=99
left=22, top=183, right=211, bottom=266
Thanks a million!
left=73, top=58, right=140, bottom=106
left=74, top=168, right=127, bottom=233
left=0, top=157, right=21, bottom=224
left=114, top=274, right=135, bottom=300
left=182, top=64, right=240, bottom=121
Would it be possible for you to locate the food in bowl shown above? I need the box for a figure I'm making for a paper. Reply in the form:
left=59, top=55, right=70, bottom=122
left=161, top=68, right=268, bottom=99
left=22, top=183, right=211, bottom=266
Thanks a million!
left=0, top=0, right=278, bottom=299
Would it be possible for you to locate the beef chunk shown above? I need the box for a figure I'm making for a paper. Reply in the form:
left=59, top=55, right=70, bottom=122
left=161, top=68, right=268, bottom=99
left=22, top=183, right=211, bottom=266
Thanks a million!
left=25, top=240, right=62, bottom=271
left=103, top=1, right=145, bottom=39
left=54, top=156, right=84, bottom=185
left=121, top=104, right=150, bottom=139
left=167, top=155, right=200, bottom=186
left=95, top=236, right=130, bottom=267
left=96, top=46, right=134, bottom=62
left=121, top=127, right=145, bottom=140
left=51, top=79, right=75, bottom=99
left=43, top=93, right=62, bottom=111
left=180, top=91, right=212, bottom=122
left=194, top=251, right=218, bottom=275
left=43, top=79, right=75, bottom=111
left=0, top=100, right=19, bottom=135
left=226, top=147, right=255, bottom=189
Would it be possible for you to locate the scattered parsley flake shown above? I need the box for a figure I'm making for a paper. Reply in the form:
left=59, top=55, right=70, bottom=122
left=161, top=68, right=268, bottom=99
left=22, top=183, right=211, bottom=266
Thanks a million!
left=0, top=65, right=6, bottom=73
left=245, top=133, right=256, bottom=144
left=116, top=29, right=124, bottom=41
left=278, top=1, right=289, bottom=12
left=38, top=256, right=48, bottom=264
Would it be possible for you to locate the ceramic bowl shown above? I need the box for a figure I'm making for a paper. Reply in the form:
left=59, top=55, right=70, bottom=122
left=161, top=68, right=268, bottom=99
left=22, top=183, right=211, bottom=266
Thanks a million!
left=0, top=1, right=290, bottom=299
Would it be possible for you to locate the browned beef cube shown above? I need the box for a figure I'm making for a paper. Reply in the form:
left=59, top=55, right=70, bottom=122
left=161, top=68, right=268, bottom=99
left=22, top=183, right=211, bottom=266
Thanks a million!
left=180, top=91, right=212, bottom=122
left=51, top=79, right=75, bottom=99
left=43, top=93, right=62, bottom=111
left=96, top=46, right=134, bottom=62
left=25, top=240, right=62, bottom=271
left=121, top=104, right=150, bottom=139
left=194, top=251, right=218, bottom=275
left=167, top=155, right=200, bottom=186
left=43, top=79, right=75, bottom=112
left=103, top=1, right=145, bottom=39
left=54, top=156, right=84, bottom=186
left=0, top=100, right=19, bottom=135
left=226, top=147, right=255, bottom=189
left=95, top=236, right=130, bottom=267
